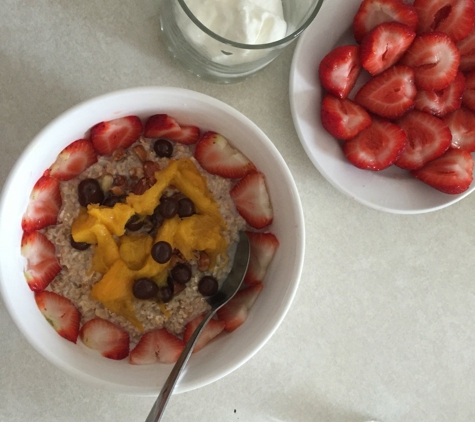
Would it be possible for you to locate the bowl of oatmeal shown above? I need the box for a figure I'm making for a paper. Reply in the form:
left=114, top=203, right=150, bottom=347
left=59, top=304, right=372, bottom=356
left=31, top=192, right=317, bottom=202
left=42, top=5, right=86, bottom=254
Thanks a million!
left=0, top=87, right=304, bottom=395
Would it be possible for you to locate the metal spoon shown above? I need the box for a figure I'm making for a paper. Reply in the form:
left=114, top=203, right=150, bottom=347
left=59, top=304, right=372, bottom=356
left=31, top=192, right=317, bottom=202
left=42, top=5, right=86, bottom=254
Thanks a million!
left=145, top=231, right=251, bottom=422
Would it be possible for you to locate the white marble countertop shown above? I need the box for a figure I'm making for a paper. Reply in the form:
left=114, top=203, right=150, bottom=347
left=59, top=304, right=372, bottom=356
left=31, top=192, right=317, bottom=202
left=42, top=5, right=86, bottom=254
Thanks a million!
left=2, top=1, right=475, bottom=421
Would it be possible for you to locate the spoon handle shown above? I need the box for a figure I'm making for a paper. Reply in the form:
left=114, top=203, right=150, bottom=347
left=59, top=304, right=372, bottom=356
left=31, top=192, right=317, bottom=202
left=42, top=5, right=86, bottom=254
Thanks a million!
left=145, top=309, right=216, bottom=422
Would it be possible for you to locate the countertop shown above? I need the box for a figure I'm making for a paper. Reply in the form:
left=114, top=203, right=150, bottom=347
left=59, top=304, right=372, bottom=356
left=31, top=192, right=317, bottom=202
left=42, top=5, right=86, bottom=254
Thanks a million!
left=2, top=1, right=475, bottom=421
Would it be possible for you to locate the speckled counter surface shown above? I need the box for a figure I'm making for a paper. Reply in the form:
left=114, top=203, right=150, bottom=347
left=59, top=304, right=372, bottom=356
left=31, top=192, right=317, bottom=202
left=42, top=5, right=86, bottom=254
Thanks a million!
left=2, top=1, right=475, bottom=421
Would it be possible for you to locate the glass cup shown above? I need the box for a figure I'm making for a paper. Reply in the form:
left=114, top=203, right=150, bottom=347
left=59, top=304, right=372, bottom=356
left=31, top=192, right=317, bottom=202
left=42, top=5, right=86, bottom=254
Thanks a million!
left=159, top=0, right=324, bottom=83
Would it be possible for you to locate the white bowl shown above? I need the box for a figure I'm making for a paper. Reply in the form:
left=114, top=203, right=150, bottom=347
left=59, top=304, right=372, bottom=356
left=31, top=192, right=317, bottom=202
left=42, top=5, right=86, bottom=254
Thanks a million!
left=0, top=87, right=305, bottom=395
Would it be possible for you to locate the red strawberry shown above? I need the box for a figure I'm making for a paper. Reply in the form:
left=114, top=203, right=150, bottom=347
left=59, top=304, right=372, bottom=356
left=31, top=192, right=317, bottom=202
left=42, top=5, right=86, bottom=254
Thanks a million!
left=354, top=65, right=416, bottom=118
left=230, top=172, right=273, bottom=229
left=34, top=291, right=80, bottom=343
left=360, top=22, right=416, bottom=75
left=216, top=284, right=263, bottom=332
left=352, top=0, right=419, bottom=44
left=411, top=149, right=474, bottom=194
left=79, top=318, right=129, bottom=360
left=343, top=117, right=407, bottom=170
left=90, top=116, right=143, bottom=156
left=400, top=32, right=460, bottom=91
left=318, top=45, right=362, bottom=99
left=244, top=231, right=279, bottom=286
left=48, top=139, right=98, bottom=181
left=414, top=71, right=466, bottom=117
left=144, top=114, right=200, bottom=144
left=413, top=0, right=475, bottom=42
left=183, top=315, right=225, bottom=353
left=320, top=95, right=372, bottom=141
left=130, top=328, right=184, bottom=364
left=21, top=231, right=61, bottom=291
left=21, top=175, right=61, bottom=232
left=462, top=70, right=475, bottom=111
left=394, top=110, right=452, bottom=170
left=457, top=26, right=475, bottom=72
left=194, top=131, right=257, bottom=178
left=443, top=106, right=475, bottom=151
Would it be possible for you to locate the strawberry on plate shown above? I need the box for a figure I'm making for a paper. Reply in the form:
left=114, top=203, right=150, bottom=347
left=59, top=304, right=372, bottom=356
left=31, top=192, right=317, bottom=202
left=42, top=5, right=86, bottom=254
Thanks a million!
left=34, top=291, right=80, bottom=343
left=443, top=106, right=475, bottom=151
left=21, top=175, right=61, bottom=232
left=321, top=95, right=372, bottom=141
left=457, top=26, right=475, bottom=72
left=183, top=315, right=225, bottom=353
left=394, top=110, right=452, bottom=170
left=244, top=231, right=279, bottom=286
left=318, top=45, right=362, bottom=99
left=354, top=65, right=416, bottom=119
left=462, top=70, right=475, bottom=111
left=411, top=149, right=474, bottom=194
left=144, top=114, right=200, bottom=145
left=130, top=328, right=184, bottom=364
left=90, top=115, right=143, bottom=156
left=217, top=284, right=263, bottom=332
left=21, top=231, right=61, bottom=291
left=194, top=131, right=256, bottom=178
left=343, top=117, right=407, bottom=170
left=79, top=317, right=129, bottom=360
left=48, top=139, right=98, bottom=181
left=230, top=172, right=273, bottom=229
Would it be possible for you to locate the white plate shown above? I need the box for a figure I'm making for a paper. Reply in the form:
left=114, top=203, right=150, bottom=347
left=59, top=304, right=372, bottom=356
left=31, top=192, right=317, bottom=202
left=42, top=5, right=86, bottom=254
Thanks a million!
left=289, top=0, right=475, bottom=214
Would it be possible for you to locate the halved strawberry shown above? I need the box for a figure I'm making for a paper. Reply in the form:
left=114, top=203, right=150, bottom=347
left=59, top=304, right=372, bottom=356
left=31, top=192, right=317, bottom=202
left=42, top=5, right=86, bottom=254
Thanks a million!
left=144, top=114, right=200, bottom=145
left=413, top=0, right=475, bottom=42
left=360, top=22, right=416, bottom=75
left=34, top=291, right=80, bottom=343
left=400, top=32, right=460, bottom=91
left=318, top=45, right=362, bottom=99
left=352, top=0, right=419, bottom=44
left=230, top=172, right=273, bottom=229
left=354, top=65, right=416, bottom=118
left=216, top=284, right=263, bottom=332
left=244, top=231, right=279, bottom=286
left=194, top=131, right=257, bottom=178
left=321, top=95, right=372, bottom=141
left=443, top=106, right=475, bottom=151
left=21, top=175, right=61, bottom=232
left=183, top=315, right=225, bottom=353
left=411, top=149, right=474, bottom=194
left=414, top=71, right=466, bottom=117
left=457, top=26, right=475, bottom=72
left=21, top=231, right=61, bottom=291
left=79, top=318, right=129, bottom=360
left=129, top=328, right=184, bottom=364
left=343, top=117, right=407, bottom=170
left=394, top=110, right=452, bottom=170
left=462, top=70, right=475, bottom=111
left=90, top=116, right=143, bottom=156
left=48, top=139, right=98, bottom=181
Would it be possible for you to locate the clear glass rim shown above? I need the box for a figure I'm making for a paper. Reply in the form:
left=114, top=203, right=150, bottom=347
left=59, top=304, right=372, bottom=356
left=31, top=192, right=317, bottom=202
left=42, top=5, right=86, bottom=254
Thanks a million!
left=175, top=0, right=325, bottom=50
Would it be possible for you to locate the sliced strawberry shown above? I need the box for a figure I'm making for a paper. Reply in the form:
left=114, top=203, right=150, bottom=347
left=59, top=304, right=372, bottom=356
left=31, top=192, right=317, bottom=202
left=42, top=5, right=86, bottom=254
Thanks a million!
left=129, top=328, right=184, bottom=364
left=352, top=0, right=419, bottom=44
left=21, top=231, right=61, bottom=291
left=343, top=117, right=406, bottom=170
left=34, top=291, right=80, bottom=343
left=90, top=116, right=143, bottom=156
left=144, top=114, right=200, bottom=144
left=230, top=172, right=273, bottom=229
left=48, top=139, right=98, bottom=181
left=354, top=65, right=416, bottom=118
left=194, top=131, right=256, bottom=178
left=216, top=284, right=263, bottom=332
left=183, top=315, right=225, bottom=353
left=360, top=22, right=416, bottom=75
left=462, top=70, right=475, bottom=111
left=321, top=95, right=372, bottom=141
left=443, top=106, right=475, bottom=151
left=414, top=71, right=466, bottom=117
left=411, top=149, right=474, bottom=194
left=244, top=231, right=279, bottom=286
left=21, top=175, right=61, bottom=232
left=400, top=32, right=460, bottom=91
left=318, top=45, right=362, bottom=99
left=79, top=318, right=129, bottom=360
left=457, top=26, right=475, bottom=72
left=413, top=0, right=475, bottom=42
left=394, top=110, right=451, bottom=170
